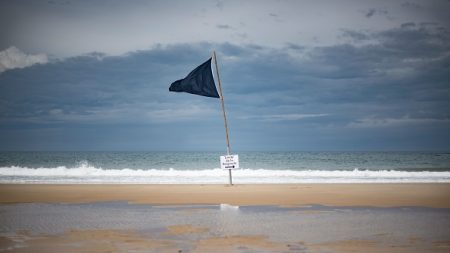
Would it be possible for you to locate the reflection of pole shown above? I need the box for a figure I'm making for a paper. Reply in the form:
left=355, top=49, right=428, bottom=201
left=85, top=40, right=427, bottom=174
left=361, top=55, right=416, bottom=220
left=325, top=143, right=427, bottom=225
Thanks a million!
left=213, top=50, right=233, bottom=185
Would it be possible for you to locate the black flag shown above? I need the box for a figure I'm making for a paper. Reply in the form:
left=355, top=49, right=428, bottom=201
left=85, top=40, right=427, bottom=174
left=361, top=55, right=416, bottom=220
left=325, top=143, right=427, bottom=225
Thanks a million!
left=169, top=58, right=220, bottom=98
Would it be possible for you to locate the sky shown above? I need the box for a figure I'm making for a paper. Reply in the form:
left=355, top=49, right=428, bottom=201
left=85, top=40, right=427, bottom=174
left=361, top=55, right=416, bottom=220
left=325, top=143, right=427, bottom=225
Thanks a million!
left=0, top=0, right=449, bottom=151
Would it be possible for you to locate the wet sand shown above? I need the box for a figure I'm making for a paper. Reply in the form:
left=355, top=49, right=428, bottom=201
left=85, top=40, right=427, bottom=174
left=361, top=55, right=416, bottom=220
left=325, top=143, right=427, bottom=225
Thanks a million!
left=1, top=183, right=449, bottom=208
left=1, top=184, right=449, bottom=252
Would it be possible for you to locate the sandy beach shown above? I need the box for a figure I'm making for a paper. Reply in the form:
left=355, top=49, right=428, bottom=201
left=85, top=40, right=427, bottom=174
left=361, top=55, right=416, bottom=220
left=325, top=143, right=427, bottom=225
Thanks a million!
left=1, top=183, right=450, bottom=253
left=1, top=183, right=449, bottom=208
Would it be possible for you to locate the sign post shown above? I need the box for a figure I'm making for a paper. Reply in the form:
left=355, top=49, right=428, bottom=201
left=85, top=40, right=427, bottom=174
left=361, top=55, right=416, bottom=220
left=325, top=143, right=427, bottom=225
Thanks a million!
left=213, top=51, right=236, bottom=185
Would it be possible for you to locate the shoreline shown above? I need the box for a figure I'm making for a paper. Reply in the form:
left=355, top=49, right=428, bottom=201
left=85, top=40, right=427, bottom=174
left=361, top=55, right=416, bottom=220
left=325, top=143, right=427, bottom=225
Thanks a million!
left=1, top=183, right=449, bottom=208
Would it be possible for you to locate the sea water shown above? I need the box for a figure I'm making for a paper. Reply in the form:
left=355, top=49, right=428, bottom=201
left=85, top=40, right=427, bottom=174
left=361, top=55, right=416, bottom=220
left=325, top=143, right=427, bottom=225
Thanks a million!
left=0, top=151, right=449, bottom=183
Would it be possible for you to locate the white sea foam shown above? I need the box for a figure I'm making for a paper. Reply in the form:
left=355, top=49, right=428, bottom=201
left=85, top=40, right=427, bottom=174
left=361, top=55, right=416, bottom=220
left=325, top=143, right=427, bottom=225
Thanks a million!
left=1, top=165, right=450, bottom=184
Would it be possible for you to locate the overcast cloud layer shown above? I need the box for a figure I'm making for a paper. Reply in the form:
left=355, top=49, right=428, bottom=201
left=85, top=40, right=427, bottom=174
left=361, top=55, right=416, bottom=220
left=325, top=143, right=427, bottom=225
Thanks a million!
left=0, top=0, right=449, bottom=151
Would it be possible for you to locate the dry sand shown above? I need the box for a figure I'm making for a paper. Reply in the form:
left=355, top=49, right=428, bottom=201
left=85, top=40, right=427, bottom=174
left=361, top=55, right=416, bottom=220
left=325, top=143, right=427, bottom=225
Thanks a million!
left=0, top=183, right=449, bottom=208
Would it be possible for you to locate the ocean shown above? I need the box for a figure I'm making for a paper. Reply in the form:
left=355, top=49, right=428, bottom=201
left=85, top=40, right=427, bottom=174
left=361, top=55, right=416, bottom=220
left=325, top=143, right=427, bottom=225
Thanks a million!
left=0, top=151, right=449, bottom=184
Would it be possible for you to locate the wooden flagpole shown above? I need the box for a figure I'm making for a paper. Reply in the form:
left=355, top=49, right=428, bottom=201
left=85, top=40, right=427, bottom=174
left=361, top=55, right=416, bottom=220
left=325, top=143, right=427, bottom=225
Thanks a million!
left=212, top=51, right=233, bottom=185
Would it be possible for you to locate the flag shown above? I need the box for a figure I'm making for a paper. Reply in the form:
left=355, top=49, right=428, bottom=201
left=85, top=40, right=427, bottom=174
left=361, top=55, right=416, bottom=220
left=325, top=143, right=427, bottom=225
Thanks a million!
left=169, top=58, right=220, bottom=98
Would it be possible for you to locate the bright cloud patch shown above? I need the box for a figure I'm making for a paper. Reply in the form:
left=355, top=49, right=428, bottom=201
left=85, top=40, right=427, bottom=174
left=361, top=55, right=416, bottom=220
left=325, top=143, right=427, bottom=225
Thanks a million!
left=0, top=46, right=48, bottom=72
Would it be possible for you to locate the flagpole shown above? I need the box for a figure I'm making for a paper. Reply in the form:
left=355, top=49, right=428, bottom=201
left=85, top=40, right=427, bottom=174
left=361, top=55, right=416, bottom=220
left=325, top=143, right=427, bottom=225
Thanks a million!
left=212, top=51, right=233, bottom=185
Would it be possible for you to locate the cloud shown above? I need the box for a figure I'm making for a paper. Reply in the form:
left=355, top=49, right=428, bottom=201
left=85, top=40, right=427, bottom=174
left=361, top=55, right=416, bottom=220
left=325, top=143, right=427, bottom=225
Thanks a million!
left=216, top=24, right=232, bottom=29
left=401, top=22, right=416, bottom=29
left=0, top=46, right=48, bottom=72
left=7, top=0, right=450, bottom=58
left=239, top=114, right=328, bottom=122
left=364, top=8, right=388, bottom=18
left=365, top=9, right=376, bottom=18
left=348, top=116, right=450, bottom=128
left=2, top=25, right=448, bottom=118
left=1, top=23, right=449, bottom=150
left=215, top=0, right=224, bottom=10
left=401, top=2, right=423, bottom=10
left=0, top=45, right=223, bottom=126
left=340, top=30, right=370, bottom=42
left=267, top=12, right=283, bottom=22
left=285, top=43, right=304, bottom=51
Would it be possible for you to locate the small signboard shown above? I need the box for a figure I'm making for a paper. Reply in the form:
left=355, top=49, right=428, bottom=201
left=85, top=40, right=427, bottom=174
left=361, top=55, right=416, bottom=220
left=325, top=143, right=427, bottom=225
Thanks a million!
left=220, top=154, right=239, bottom=170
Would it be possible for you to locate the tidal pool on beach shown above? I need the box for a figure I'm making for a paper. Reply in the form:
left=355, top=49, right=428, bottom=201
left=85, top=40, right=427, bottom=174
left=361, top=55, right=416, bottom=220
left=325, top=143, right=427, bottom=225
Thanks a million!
left=0, top=202, right=449, bottom=252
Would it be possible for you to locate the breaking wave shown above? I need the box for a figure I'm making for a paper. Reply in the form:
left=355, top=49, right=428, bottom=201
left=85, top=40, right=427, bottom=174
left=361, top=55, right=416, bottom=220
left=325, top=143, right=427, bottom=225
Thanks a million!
left=1, top=164, right=449, bottom=184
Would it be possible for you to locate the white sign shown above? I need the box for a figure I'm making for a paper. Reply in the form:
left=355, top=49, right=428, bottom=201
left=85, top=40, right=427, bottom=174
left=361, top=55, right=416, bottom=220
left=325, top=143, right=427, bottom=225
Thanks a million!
left=220, top=154, right=239, bottom=170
